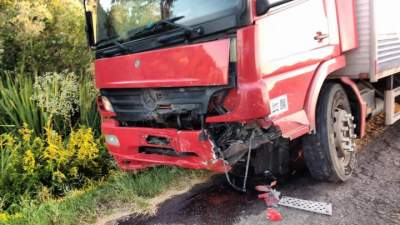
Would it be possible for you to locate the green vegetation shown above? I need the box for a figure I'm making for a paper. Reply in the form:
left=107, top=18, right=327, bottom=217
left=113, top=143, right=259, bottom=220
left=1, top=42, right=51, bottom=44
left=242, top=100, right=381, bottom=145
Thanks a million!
left=0, top=0, right=91, bottom=75
left=0, top=125, right=112, bottom=214
left=0, top=0, right=202, bottom=224
left=2, top=168, right=204, bottom=225
left=0, top=72, right=99, bottom=136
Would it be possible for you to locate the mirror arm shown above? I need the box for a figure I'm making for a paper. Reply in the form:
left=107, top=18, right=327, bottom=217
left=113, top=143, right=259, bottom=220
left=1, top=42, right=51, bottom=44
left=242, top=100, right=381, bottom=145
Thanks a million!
left=85, top=12, right=95, bottom=48
left=256, top=0, right=293, bottom=16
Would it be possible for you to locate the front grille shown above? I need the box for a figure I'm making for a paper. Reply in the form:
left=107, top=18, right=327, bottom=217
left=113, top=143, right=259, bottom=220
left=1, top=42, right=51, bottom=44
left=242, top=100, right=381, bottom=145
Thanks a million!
left=101, top=86, right=229, bottom=129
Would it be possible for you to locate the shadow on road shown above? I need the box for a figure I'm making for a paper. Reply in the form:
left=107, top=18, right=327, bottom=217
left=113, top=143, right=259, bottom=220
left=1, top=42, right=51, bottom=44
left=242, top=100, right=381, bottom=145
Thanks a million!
left=116, top=170, right=316, bottom=225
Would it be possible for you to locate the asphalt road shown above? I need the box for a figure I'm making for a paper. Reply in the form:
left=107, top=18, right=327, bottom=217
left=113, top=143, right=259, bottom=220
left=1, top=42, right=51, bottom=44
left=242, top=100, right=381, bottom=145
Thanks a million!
left=114, top=121, right=400, bottom=225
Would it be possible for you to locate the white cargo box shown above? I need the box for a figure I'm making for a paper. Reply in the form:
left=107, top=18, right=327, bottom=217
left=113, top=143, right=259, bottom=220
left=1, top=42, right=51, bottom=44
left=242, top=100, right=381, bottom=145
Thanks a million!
left=338, top=0, right=400, bottom=82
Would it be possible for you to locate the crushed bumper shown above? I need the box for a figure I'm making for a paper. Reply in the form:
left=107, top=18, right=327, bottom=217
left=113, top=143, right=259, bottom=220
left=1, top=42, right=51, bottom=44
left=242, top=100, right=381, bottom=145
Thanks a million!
left=102, top=120, right=226, bottom=172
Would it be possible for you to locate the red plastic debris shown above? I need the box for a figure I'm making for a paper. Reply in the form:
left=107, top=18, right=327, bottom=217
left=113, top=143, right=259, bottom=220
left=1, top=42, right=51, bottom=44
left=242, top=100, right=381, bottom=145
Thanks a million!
left=258, top=193, right=269, bottom=199
left=266, top=208, right=283, bottom=222
left=256, top=183, right=283, bottom=222
left=258, top=191, right=280, bottom=207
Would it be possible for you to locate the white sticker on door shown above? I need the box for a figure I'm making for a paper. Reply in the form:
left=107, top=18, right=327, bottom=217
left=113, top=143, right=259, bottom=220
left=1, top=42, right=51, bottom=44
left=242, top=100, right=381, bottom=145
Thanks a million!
left=270, top=95, right=289, bottom=116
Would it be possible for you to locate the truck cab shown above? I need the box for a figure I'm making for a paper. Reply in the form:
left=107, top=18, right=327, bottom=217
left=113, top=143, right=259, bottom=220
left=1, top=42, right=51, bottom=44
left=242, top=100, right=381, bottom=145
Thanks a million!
left=84, top=0, right=399, bottom=188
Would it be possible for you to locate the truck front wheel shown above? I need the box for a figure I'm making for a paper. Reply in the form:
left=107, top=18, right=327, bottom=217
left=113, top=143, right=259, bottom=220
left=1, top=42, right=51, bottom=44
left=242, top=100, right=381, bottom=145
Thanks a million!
left=303, top=83, right=357, bottom=182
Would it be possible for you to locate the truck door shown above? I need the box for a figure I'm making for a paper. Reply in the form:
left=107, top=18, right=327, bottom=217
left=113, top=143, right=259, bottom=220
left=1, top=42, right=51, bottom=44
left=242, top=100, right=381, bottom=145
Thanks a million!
left=255, top=0, right=340, bottom=119
left=256, top=0, right=339, bottom=75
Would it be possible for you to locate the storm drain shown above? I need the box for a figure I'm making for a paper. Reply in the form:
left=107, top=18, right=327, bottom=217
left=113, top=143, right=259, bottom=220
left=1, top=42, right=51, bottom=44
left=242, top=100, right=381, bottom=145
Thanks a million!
left=278, top=197, right=332, bottom=216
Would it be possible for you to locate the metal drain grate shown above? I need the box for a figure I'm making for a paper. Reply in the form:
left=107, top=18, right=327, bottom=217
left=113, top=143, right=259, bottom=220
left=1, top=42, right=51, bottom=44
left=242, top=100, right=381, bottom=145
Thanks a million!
left=278, top=197, right=332, bottom=216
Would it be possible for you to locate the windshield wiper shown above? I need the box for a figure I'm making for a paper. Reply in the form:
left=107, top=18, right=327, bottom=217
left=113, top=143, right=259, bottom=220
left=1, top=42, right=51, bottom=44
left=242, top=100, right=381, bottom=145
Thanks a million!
left=96, top=16, right=203, bottom=52
left=96, top=35, right=132, bottom=52
left=95, top=35, right=119, bottom=48
left=127, top=16, right=203, bottom=41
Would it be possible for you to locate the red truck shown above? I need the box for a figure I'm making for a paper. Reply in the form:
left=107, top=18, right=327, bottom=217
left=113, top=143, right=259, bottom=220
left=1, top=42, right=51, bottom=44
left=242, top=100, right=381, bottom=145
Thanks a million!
left=83, top=0, right=400, bottom=187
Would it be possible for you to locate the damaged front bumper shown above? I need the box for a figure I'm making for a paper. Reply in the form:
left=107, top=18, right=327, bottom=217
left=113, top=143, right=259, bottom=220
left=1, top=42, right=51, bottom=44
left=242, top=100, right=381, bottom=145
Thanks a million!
left=102, top=119, right=227, bottom=172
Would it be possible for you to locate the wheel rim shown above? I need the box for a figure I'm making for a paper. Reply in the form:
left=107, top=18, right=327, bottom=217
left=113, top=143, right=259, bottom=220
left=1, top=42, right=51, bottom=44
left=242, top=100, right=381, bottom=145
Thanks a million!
left=330, top=91, right=357, bottom=176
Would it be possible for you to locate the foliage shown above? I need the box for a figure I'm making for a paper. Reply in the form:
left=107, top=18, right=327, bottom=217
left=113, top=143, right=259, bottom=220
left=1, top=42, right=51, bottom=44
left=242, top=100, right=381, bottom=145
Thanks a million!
left=0, top=168, right=204, bottom=225
left=32, top=71, right=79, bottom=128
left=0, top=38, right=4, bottom=67
left=0, top=73, right=46, bottom=135
left=78, top=73, right=100, bottom=132
left=0, top=125, right=113, bottom=214
left=0, top=0, right=109, bottom=219
left=0, top=72, right=99, bottom=135
left=0, top=0, right=92, bottom=75
left=100, top=0, right=160, bottom=40
left=0, top=1, right=203, bottom=224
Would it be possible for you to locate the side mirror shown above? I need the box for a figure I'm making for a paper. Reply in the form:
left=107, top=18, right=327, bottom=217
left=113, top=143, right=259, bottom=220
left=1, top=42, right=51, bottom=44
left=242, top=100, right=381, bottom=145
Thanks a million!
left=83, top=0, right=96, bottom=47
left=85, top=11, right=96, bottom=47
left=256, top=0, right=293, bottom=16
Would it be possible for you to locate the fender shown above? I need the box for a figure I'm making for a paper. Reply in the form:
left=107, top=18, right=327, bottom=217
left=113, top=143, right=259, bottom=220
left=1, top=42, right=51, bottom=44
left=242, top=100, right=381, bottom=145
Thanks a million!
left=339, top=77, right=367, bottom=138
left=305, top=55, right=346, bottom=132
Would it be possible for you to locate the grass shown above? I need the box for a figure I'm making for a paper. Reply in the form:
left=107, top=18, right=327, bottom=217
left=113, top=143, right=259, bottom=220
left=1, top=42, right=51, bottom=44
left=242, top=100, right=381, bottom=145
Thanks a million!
left=3, top=167, right=206, bottom=225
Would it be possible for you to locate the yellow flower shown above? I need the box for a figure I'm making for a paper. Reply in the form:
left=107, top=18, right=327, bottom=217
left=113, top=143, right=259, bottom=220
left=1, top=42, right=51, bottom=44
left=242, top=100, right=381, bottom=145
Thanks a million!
left=18, top=123, right=32, bottom=142
left=3, top=134, right=15, bottom=148
left=52, top=170, right=66, bottom=183
left=69, top=167, right=78, bottom=178
left=68, top=128, right=99, bottom=167
left=0, top=135, right=4, bottom=150
left=77, top=128, right=98, bottom=161
left=0, top=212, right=9, bottom=222
left=32, top=137, right=45, bottom=149
left=44, top=127, right=70, bottom=167
left=23, top=149, right=36, bottom=174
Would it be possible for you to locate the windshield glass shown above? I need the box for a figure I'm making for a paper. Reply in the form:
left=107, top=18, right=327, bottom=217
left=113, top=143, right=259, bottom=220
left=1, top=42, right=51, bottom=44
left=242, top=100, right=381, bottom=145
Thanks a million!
left=93, top=0, right=241, bottom=44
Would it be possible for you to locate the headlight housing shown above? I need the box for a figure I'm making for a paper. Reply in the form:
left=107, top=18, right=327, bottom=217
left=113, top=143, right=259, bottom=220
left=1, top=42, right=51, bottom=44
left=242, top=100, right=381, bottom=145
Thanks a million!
left=105, top=134, right=120, bottom=146
left=101, top=96, right=114, bottom=112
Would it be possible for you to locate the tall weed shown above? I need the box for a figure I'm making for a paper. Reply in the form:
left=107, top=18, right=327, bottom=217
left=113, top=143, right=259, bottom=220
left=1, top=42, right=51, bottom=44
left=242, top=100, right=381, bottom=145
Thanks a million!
left=0, top=72, right=99, bottom=136
left=0, top=73, right=46, bottom=134
left=78, top=73, right=100, bottom=132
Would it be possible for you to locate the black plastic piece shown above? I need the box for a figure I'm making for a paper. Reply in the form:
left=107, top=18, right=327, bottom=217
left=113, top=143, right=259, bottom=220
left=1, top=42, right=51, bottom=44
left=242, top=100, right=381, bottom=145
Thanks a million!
left=256, top=0, right=270, bottom=16
left=146, top=136, right=170, bottom=146
left=139, top=147, right=198, bottom=157
left=84, top=11, right=95, bottom=47
left=256, top=0, right=294, bottom=16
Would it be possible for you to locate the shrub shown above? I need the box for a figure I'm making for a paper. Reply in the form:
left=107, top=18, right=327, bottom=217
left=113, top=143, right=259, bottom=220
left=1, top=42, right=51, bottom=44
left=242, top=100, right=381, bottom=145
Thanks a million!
left=32, top=71, right=79, bottom=131
left=0, top=0, right=92, bottom=75
left=0, top=125, right=112, bottom=213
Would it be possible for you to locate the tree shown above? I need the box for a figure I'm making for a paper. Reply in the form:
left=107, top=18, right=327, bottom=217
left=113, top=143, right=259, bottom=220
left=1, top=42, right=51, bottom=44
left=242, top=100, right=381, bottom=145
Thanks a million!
left=0, top=0, right=92, bottom=75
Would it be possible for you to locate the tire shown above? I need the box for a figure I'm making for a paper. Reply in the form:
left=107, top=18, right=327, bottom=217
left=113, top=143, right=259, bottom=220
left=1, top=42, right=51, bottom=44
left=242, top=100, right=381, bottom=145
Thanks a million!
left=303, top=82, right=357, bottom=182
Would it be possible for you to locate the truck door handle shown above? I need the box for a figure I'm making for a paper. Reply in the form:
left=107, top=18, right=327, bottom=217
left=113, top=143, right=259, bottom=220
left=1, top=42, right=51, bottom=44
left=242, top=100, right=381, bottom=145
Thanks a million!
left=314, top=31, right=329, bottom=42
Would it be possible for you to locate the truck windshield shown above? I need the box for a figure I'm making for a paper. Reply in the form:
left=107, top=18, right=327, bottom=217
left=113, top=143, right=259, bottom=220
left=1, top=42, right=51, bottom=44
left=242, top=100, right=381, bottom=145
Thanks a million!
left=94, top=0, right=242, bottom=45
